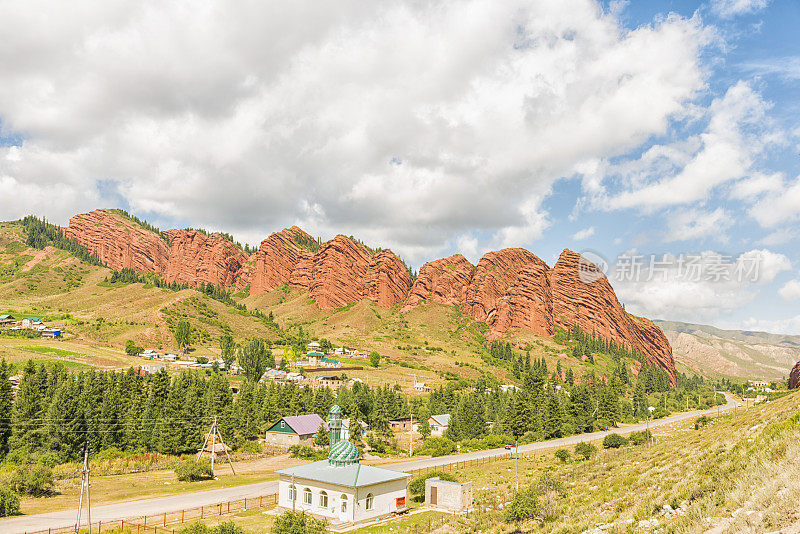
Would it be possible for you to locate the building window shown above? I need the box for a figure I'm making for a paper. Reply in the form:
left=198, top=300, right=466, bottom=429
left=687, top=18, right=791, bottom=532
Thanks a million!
left=280, top=421, right=285, bottom=429
left=288, top=485, right=296, bottom=502
left=366, top=493, right=374, bottom=511
left=303, top=488, right=312, bottom=505
left=319, top=491, right=328, bottom=508
left=341, top=494, right=348, bottom=513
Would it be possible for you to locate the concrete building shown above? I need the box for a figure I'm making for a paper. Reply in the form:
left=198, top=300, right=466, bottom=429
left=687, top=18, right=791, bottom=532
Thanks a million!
left=428, top=414, right=451, bottom=437
left=276, top=406, right=410, bottom=525
left=425, top=477, right=472, bottom=512
left=264, top=413, right=326, bottom=447
left=318, top=375, right=344, bottom=390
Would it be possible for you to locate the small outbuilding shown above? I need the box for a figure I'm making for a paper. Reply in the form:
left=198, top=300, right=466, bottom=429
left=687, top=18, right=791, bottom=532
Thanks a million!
left=428, top=414, right=451, bottom=437
left=425, top=477, right=472, bottom=512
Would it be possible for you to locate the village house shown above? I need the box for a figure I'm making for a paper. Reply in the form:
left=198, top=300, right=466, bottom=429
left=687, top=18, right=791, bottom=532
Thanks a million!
left=428, top=414, right=451, bottom=437
left=413, top=381, right=430, bottom=392
left=0, top=314, right=16, bottom=327
left=276, top=406, right=410, bottom=525
left=307, top=341, right=322, bottom=351
left=389, top=417, right=414, bottom=433
left=41, top=328, right=62, bottom=339
left=20, top=316, right=43, bottom=329
left=317, top=375, right=344, bottom=390
left=320, top=357, right=341, bottom=368
left=265, top=413, right=326, bottom=448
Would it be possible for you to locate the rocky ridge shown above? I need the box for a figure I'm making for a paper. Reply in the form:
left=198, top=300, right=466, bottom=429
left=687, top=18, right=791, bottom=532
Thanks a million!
left=64, top=209, right=675, bottom=381
left=790, top=361, right=800, bottom=389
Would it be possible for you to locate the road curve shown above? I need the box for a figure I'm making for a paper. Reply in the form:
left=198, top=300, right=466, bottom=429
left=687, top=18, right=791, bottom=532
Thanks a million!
left=0, top=394, right=738, bottom=533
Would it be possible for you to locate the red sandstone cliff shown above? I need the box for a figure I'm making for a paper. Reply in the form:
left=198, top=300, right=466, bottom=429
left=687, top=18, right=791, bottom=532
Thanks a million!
left=65, top=209, right=170, bottom=273
left=366, top=251, right=414, bottom=308
left=403, top=255, right=476, bottom=310
left=250, top=226, right=316, bottom=294
left=163, top=230, right=248, bottom=288
left=549, top=249, right=676, bottom=385
left=790, top=361, right=800, bottom=389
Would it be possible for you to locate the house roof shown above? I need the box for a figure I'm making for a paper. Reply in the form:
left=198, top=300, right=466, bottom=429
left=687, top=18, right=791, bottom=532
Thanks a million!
left=430, top=414, right=451, bottom=427
left=0, top=315, right=14, bottom=320
left=307, top=351, right=325, bottom=357
left=278, top=413, right=326, bottom=436
left=321, top=357, right=339, bottom=363
left=277, top=461, right=410, bottom=488
left=24, top=316, right=41, bottom=322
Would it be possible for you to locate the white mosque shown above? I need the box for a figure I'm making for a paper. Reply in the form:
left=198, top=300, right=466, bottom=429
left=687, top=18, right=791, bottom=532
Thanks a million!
left=275, top=405, right=411, bottom=524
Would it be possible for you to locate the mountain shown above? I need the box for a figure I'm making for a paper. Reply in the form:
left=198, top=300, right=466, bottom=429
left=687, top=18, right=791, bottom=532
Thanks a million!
left=55, top=208, right=676, bottom=381
left=656, top=320, right=800, bottom=381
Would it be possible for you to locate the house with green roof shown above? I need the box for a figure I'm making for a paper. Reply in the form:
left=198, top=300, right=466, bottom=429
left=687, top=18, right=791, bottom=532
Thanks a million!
left=276, top=405, right=410, bottom=524
left=264, top=413, right=326, bottom=448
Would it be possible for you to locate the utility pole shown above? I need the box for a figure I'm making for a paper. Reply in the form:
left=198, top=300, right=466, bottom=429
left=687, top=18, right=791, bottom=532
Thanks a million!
left=409, top=413, right=413, bottom=457
left=74, top=446, right=91, bottom=534
left=514, top=441, right=519, bottom=491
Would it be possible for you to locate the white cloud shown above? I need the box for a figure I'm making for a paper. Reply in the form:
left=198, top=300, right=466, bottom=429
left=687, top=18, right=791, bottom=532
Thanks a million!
left=730, top=172, right=784, bottom=199
left=593, top=81, right=777, bottom=212
left=571, top=226, right=596, bottom=241
left=612, top=249, right=790, bottom=322
left=664, top=207, right=732, bottom=242
left=779, top=275, right=800, bottom=301
left=711, top=0, right=770, bottom=18
left=739, top=315, right=800, bottom=336
left=0, top=0, right=712, bottom=263
left=749, top=175, right=800, bottom=227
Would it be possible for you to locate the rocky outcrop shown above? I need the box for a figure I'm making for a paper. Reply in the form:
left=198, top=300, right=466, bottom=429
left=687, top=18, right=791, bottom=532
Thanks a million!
left=65, top=209, right=170, bottom=273
left=308, top=236, right=373, bottom=309
left=549, top=249, right=676, bottom=385
left=464, top=249, right=552, bottom=338
left=403, top=255, right=476, bottom=310
left=366, top=251, right=414, bottom=308
left=250, top=226, right=315, bottom=294
left=163, top=230, right=248, bottom=288
left=790, top=361, right=800, bottom=389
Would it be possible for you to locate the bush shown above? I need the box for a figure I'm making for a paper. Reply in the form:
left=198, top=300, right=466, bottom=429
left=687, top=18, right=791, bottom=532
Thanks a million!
left=554, top=449, right=570, bottom=463
left=0, top=486, right=21, bottom=517
left=408, top=471, right=458, bottom=502
left=603, top=434, right=628, bottom=449
left=574, top=442, right=596, bottom=460
left=504, top=476, right=567, bottom=524
left=180, top=521, right=245, bottom=534
left=288, top=445, right=324, bottom=460
left=174, top=459, right=213, bottom=482
left=369, top=351, right=380, bottom=367
left=273, top=510, right=329, bottom=534
left=504, top=486, right=541, bottom=523
left=416, top=437, right=456, bottom=457
left=6, top=465, right=55, bottom=497
left=628, top=430, right=652, bottom=446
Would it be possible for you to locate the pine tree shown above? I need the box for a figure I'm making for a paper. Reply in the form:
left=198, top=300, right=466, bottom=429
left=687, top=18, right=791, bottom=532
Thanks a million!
left=543, top=391, right=563, bottom=439
left=220, top=333, right=236, bottom=372
left=0, top=360, right=12, bottom=458
left=10, top=360, right=46, bottom=452
left=504, top=393, right=533, bottom=438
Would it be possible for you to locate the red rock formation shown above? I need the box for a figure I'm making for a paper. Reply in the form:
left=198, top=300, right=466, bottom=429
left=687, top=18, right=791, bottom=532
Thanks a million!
left=403, top=255, right=476, bottom=310
left=549, top=249, right=676, bottom=385
left=790, top=361, right=800, bottom=389
left=65, top=209, right=170, bottom=273
left=366, top=250, right=413, bottom=308
left=250, top=226, right=315, bottom=294
left=464, top=249, right=552, bottom=338
left=308, top=236, right=373, bottom=309
left=163, top=230, right=247, bottom=288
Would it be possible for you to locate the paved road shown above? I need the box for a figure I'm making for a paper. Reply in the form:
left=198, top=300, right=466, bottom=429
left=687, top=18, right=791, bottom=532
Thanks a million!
left=1, top=394, right=738, bottom=533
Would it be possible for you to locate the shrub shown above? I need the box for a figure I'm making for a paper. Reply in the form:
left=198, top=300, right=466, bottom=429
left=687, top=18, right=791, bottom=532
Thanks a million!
left=6, top=465, right=55, bottom=497
left=273, top=510, right=329, bottom=534
left=628, top=430, right=652, bottom=446
left=554, top=449, right=570, bottom=463
left=504, top=486, right=541, bottom=524
left=696, top=415, right=710, bottom=427
left=408, top=471, right=458, bottom=502
left=369, top=351, right=380, bottom=367
left=504, top=476, right=567, bottom=524
left=180, top=521, right=245, bottom=534
left=417, top=437, right=456, bottom=457
left=288, top=445, right=324, bottom=460
left=174, top=459, right=213, bottom=482
left=603, top=434, right=628, bottom=449
left=0, top=487, right=21, bottom=517
left=574, top=442, right=596, bottom=460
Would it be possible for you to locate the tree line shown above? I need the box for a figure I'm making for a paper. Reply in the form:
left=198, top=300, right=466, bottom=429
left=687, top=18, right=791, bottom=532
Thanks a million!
left=21, top=216, right=103, bottom=266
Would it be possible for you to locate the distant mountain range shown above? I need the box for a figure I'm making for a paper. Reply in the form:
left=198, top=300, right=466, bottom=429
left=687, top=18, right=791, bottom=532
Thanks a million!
left=655, top=320, right=800, bottom=381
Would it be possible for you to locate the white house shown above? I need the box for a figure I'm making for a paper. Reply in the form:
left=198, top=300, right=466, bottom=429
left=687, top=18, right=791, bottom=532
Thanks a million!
left=276, top=406, right=410, bottom=525
left=428, top=414, right=451, bottom=437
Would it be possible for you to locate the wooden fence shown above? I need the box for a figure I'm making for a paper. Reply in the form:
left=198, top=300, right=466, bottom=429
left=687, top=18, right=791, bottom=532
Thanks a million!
left=24, top=494, right=278, bottom=534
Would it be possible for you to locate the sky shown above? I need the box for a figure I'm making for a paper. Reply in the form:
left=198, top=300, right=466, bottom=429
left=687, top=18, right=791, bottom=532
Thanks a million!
left=0, top=0, right=798, bottom=333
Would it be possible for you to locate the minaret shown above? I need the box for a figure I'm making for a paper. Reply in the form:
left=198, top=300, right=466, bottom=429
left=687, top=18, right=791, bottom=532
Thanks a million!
left=328, top=405, right=342, bottom=449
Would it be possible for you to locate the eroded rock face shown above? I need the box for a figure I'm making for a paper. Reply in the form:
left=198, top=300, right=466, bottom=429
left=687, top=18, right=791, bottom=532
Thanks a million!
left=790, top=361, right=800, bottom=389
left=403, top=255, right=476, bottom=310
left=549, top=249, right=676, bottom=385
left=250, top=226, right=315, bottom=294
left=65, top=209, right=170, bottom=273
left=163, top=230, right=248, bottom=288
left=366, top=250, right=414, bottom=308
left=464, top=249, right=552, bottom=338
left=308, top=235, right=373, bottom=309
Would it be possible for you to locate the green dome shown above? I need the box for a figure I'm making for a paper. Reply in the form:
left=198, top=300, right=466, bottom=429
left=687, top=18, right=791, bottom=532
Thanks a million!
left=330, top=405, right=342, bottom=414
left=328, top=439, right=359, bottom=466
